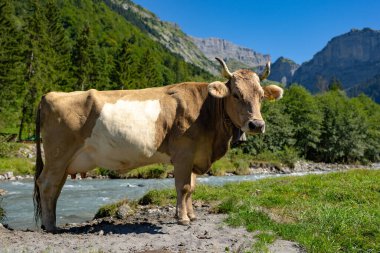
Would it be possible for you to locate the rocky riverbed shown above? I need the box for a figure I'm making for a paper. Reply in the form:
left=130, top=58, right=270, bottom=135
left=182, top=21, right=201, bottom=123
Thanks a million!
left=0, top=203, right=304, bottom=253
left=0, top=160, right=376, bottom=182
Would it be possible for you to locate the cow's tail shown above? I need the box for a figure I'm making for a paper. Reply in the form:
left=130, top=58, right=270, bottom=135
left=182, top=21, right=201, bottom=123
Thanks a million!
left=34, top=99, right=44, bottom=223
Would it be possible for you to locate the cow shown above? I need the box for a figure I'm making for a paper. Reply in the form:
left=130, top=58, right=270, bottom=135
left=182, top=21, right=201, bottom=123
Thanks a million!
left=34, top=58, right=283, bottom=232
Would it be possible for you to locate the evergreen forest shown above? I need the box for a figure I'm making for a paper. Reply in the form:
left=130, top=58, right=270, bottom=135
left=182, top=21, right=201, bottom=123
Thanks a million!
left=0, top=0, right=379, bottom=164
left=0, top=0, right=213, bottom=137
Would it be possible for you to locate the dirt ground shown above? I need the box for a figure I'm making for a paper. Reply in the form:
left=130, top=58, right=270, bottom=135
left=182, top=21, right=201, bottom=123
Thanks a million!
left=0, top=204, right=304, bottom=253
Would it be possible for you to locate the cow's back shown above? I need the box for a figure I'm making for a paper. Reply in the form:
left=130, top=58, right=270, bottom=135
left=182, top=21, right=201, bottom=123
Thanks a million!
left=40, top=88, right=179, bottom=173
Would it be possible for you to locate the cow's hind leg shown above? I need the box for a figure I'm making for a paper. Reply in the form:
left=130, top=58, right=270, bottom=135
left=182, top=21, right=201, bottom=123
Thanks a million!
left=36, top=162, right=68, bottom=232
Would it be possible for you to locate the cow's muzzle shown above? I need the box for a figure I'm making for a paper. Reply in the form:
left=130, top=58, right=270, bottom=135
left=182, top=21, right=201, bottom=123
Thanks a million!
left=247, top=119, right=265, bottom=134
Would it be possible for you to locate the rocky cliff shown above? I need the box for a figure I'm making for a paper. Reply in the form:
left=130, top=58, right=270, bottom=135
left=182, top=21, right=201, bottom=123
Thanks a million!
left=191, top=37, right=271, bottom=71
left=106, top=1, right=272, bottom=75
left=293, top=28, right=380, bottom=94
left=107, top=0, right=217, bottom=74
left=269, top=57, right=299, bottom=85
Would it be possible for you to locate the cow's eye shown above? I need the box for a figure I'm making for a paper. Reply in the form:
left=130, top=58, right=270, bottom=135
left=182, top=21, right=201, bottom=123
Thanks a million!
left=233, top=93, right=240, bottom=100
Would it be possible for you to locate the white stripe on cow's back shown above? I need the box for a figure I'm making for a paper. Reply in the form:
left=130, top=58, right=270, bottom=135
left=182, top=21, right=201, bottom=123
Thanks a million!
left=84, top=99, right=161, bottom=168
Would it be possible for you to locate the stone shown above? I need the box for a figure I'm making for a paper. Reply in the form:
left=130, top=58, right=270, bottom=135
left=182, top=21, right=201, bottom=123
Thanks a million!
left=0, top=175, right=5, bottom=180
left=4, top=172, right=14, bottom=179
left=0, top=188, right=7, bottom=196
left=116, top=204, right=134, bottom=219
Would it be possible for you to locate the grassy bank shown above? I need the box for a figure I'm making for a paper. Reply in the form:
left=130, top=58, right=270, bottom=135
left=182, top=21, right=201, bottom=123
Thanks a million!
left=113, top=169, right=379, bottom=252
left=0, top=141, right=35, bottom=176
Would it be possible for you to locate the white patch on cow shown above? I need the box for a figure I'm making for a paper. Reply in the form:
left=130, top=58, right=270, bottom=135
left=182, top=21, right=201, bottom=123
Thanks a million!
left=71, top=99, right=168, bottom=172
left=98, top=99, right=160, bottom=155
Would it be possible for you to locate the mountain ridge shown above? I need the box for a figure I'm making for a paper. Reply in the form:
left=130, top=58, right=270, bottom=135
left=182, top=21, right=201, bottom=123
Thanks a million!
left=292, top=28, right=380, bottom=98
left=191, top=36, right=271, bottom=71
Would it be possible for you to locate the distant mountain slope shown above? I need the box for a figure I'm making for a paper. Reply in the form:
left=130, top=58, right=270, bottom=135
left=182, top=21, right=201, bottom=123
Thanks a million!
left=269, top=57, right=299, bottom=85
left=293, top=28, right=380, bottom=98
left=191, top=37, right=271, bottom=72
left=105, top=0, right=217, bottom=74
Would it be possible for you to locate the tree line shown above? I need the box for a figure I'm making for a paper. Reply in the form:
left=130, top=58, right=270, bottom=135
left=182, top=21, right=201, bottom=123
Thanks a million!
left=0, top=0, right=213, bottom=138
left=242, top=85, right=380, bottom=164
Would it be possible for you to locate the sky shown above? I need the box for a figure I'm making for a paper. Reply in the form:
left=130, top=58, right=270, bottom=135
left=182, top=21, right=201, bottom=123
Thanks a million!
left=132, top=0, right=380, bottom=64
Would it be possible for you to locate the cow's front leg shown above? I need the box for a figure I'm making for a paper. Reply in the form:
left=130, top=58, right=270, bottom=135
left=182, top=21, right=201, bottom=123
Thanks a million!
left=173, top=160, right=193, bottom=225
left=186, top=172, right=197, bottom=221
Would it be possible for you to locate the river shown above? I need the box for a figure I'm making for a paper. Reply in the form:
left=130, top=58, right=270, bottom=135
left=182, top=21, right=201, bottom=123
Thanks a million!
left=0, top=171, right=327, bottom=230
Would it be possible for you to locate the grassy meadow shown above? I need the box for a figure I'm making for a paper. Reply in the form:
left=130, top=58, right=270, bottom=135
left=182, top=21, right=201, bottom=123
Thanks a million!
left=115, top=169, right=380, bottom=252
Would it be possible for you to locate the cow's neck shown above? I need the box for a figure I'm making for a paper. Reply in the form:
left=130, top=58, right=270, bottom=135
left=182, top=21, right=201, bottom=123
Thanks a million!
left=207, top=95, right=235, bottom=162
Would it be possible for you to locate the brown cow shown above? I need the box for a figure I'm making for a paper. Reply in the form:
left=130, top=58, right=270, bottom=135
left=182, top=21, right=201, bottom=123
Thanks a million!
left=34, top=58, right=283, bottom=232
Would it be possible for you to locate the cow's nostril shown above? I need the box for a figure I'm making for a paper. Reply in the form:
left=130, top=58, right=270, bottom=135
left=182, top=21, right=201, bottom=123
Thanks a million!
left=248, top=120, right=265, bottom=133
left=248, top=121, right=256, bottom=131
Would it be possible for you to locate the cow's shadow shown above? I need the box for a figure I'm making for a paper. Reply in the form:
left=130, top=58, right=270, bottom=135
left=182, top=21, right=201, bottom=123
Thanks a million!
left=58, top=220, right=171, bottom=235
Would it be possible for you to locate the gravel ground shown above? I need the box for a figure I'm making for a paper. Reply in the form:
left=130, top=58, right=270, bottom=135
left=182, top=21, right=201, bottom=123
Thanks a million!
left=0, top=204, right=304, bottom=253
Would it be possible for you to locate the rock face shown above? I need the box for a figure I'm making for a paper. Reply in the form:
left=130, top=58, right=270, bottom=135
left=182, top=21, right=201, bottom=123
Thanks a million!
left=269, top=57, right=300, bottom=85
left=192, top=37, right=271, bottom=71
left=107, top=1, right=272, bottom=75
left=293, top=28, right=380, bottom=95
left=107, top=0, right=217, bottom=74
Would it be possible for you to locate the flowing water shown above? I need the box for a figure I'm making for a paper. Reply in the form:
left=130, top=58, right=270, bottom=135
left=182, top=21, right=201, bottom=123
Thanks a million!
left=0, top=172, right=324, bottom=229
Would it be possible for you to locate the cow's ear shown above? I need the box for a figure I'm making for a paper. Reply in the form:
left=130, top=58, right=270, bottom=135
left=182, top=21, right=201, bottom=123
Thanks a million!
left=208, top=81, right=230, bottom=98
left=263, top=85, right=284, bottom=101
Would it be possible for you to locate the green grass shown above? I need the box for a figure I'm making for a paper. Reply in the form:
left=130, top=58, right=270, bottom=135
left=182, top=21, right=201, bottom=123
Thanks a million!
left=125, top=164, right=173, bottom=179
left=0, top=157, right=34, bottom=175
left=94, top=199, right=134, bottom=219
left=132, top=169, right=380, bottom=252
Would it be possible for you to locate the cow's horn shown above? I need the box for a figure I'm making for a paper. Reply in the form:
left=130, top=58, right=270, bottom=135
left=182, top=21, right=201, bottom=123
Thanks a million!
left=259, top=62, right=271, bottom=81
left=215, top=57, right=233, bottom=79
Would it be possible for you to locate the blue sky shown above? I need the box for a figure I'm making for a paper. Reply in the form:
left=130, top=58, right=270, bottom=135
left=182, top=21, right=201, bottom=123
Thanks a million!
left=132, top=0, right=380, bottom=64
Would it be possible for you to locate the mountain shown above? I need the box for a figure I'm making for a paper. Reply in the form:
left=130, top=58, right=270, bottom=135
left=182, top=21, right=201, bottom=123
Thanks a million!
left=269, top=57, right=299, bottom=85
left=104, top=1, right=272, bottom=74
left=293, top=28, right=380, bottom=98
left=104, top=0, right=217, bottom=74
left=191, top=37, right=271, bottom=72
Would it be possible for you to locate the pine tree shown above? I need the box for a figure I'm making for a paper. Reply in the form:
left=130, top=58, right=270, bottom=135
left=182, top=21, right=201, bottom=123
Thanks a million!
left=0, top=0, right=25, bottom=130
left=138, top=48, right=164, bottom=88
left=113, top=35, right=141, bottom=89
left=19, top=0, right=49, bottom=139
left=45, top=0, right=72, bottom=90
left=71, top=23, right=96, bottom=91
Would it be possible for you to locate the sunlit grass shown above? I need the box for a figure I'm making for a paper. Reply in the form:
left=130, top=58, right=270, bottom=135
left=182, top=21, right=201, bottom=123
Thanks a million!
left=133, top=169, right=380, bottom=252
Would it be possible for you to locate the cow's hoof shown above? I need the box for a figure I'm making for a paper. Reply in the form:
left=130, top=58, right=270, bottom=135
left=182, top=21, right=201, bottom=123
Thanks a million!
left=177, top=219, right=190, bottom=226
left=41, top=225, right=58, bottom=233
left=188, top=214, right=197, bottom=221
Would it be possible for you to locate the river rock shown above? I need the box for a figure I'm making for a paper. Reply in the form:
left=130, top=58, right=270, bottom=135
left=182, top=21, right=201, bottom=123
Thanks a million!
left=116, top=204, right=134, bottom=219
left=4, top=172, right=13, bottom=179
left=0, top=189, right=7, bottom=196
left=0, top=175, right=5, bottom=180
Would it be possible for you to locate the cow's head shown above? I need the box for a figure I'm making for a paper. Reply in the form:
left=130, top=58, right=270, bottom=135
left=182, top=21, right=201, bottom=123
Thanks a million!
left=208, top=57, right=283, bottom=135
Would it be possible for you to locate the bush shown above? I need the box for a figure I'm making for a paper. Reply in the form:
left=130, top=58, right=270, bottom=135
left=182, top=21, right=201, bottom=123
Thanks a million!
left=0, top=141, right=22, bottom=158
left=0, top=158, right=34, bottom=175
